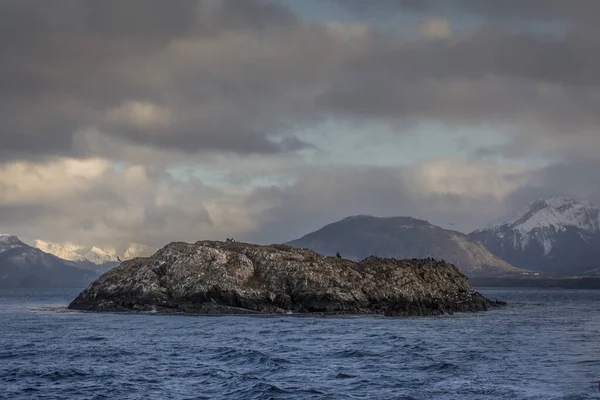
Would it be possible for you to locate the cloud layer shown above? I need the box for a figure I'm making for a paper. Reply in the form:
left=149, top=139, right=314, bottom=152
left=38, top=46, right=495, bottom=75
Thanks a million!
left=1, top=0, right=599, bottom=252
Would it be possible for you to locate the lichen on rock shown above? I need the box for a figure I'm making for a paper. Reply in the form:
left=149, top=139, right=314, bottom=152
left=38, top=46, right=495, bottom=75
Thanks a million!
left=68, top=240, right=504, bottom=316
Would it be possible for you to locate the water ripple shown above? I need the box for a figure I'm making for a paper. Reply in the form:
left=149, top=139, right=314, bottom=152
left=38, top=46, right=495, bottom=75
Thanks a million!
left=1, top=288, right=600, bottom=399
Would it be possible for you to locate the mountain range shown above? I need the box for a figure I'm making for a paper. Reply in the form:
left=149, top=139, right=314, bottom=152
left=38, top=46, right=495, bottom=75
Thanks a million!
left=34, top=240, right=119, bottom=265
left=3, top=195, right=599, bottom=288
left=0, top=236, right=159, bottom=288
left=0, top=235, right=101, bottom=288
left=469, top=196, right=600, bottom=275
left=285, top=215, right=524, bottom=277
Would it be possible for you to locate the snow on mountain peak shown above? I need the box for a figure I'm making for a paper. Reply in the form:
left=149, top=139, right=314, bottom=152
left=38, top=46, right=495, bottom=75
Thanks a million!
left=0, top=234, right=23, bottom=253
left=83, top=246, right=119, bottom=264
left=34, top=240, right=86, bottom=262
left=488, top=196, right=600, bottom=235
left=479, top=196, right=600, bottom=256
left=0, top=234, right=19, bottom=241
left=34, top=240, right=119, bottom=264
left=544, top=195, right=591, bottom=209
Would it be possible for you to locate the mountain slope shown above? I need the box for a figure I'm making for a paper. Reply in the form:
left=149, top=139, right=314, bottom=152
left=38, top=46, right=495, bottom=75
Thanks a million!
left=0, top=235, right=100, bottom=288
left=285, top=216, right=523, bottom=277
left=34, top=240, right=119, bottom=274
left=469, top=196, right=600, bottom=275
left=34, top=240, right=119, bottom=264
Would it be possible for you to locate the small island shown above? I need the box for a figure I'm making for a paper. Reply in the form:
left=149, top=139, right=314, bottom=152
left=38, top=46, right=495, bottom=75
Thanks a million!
left=68, top=240, right=504, bottom=316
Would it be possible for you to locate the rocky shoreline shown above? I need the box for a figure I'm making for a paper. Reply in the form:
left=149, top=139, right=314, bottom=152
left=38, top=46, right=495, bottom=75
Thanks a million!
left=68, top=241, right=505, bottom=317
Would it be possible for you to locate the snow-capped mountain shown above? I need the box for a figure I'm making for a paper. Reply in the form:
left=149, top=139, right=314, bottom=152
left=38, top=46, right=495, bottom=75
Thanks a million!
left=34, top=240, right=119, bottom=265
left=0, top=235, right=100, bottom=288
left=286, top=215, right=525, bottom=277
left=82, top=246, right=119, bottom=264
left=33, top=240, right=86, bottom=262
left=469, top=196, right=600, bottom=275
left=0, top=234, right=26, bottom=253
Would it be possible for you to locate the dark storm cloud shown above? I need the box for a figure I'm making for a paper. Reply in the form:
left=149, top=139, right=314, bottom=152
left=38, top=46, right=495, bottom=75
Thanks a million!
left=245, top=157, right=600, bottom=244
left=6, top=0, right=600, bottom=252
left=2, top=0, right=600, bottom=162
left=315, top=26, right=600, bottom=133
left=243, top=165, right=504, bottom=243
left=506, top=159, right=600, bottom=210
left=0, top=0, right=303, bottom=160
left=335, top=0, right=600, bottom=24
left=0, top=204, right=59, bottom=226
left=452, top=0, right=600, bottom=23
left=356, top=30, right=600, bottom=86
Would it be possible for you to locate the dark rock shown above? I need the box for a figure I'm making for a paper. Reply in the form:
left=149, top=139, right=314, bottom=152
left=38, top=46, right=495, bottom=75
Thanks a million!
left=68, top=240, right=505, bottom=317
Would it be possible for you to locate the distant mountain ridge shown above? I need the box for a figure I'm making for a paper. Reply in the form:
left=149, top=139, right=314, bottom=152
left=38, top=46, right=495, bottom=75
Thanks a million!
left=34, top=240, right=119, bottom=264
left=0, top=235, right=101, bottom=288
left=33, top=240, right=155, bottom=264
left=469, top=196, right=600, bottom=275
left=285, top=215, right=524, bottom=277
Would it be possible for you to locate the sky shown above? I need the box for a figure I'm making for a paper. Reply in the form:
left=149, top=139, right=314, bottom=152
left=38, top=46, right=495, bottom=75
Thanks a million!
left=2, top=0, right=600, bottom=256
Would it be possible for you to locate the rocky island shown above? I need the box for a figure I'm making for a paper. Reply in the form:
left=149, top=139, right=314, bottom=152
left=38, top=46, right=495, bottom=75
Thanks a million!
left=68, top=240, right=504, bottom=316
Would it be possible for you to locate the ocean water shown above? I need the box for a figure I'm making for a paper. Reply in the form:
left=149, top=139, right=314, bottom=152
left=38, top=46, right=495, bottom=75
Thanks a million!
left=1, top=288, right=599, bottom=399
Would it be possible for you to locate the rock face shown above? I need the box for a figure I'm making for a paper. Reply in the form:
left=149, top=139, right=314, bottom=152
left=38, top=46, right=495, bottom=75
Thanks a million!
left=469, top=196, right=600, bottom=275
left=68, top=240, right=504, bottom=317
left=286, top=215, right=524, bottom=278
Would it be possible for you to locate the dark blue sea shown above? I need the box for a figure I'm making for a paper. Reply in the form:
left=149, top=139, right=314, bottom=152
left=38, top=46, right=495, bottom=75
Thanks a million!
left=1, top=288, right=599, bottom=399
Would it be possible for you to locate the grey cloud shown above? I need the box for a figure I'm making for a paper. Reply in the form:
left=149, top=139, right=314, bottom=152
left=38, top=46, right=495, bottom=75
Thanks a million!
left=436, top=0, right=600, bottom=24
left=0, top=0, right=303, bottom=160
left=506, top=159, right=600, bottom=210
left=243, top=166, right=503, bottom=243
left=335, top=0, right=600, bottom=25
left=0, top=204, right=59, bottom=227
left=0, top=163, right=217, bottom=253
left=204, top=0, right=297, bottom=32
left=277, top=136, right=316, bottom=152
left=4, top=0, right=600, bottom=253
left=315, top=26, right=600, bottom=159
left=1, top=0, right=600, bottom=164
left=3, top=151, right=597, bottom=252
left=245, top=159, right=600, bottom=244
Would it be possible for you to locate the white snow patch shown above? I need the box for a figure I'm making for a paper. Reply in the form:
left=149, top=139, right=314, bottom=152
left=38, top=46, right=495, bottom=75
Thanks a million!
left=540, top=236, right=554, bottom=256
left=34, top=240, right=118, bottom=264
left=481, top=196, right=599, bottom=255
left=83, top=246, right=119, bottom=264
left=0, top=234, right=22, bottom=253
left=488, top=196, right=600, bottom=235
left=35, top=240, right=86, bottom=262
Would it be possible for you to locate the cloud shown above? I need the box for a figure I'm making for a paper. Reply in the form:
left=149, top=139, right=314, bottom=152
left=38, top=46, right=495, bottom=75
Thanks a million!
left=0, top=153, right=535, bottom=249
left=1, top=0, right=600, bottom=250
left=245, top=159, right=536, bottom=243
left=0, top=157, right=233, bottom=252
left=0, top=0, right=306, bottom=159
left=419, top=18, right=452, bottom=39
left=405, top=159, right=531, bottom=199
left=105, top=101, right=172, bottom=129
left=2, top=0, right=600, bottom=163
left=1, top=150, right=598, bottom=252
left=124, top=243, right=157, bottom=259
left=505, top=159, right=600, bottom=210
left=335, top=0, right=600, bottom=26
